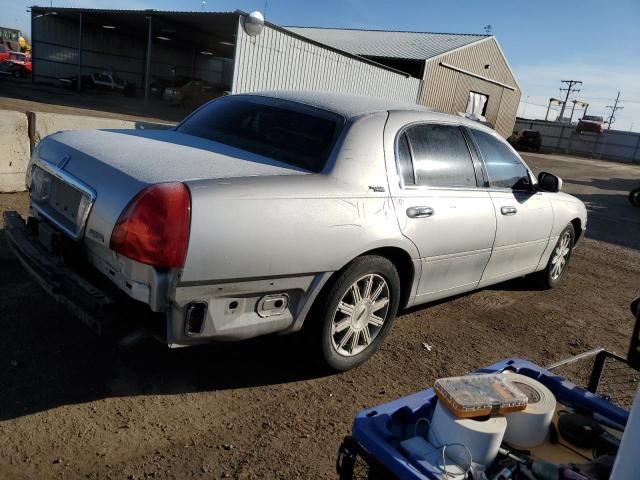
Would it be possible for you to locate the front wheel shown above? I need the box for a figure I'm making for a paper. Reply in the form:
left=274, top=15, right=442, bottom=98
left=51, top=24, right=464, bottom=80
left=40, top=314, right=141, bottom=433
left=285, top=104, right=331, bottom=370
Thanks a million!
left=307, top=256, right=400, bottom=371
left=534, top=224, right=575, bottom=289
left=629, top=188, right=640, bottom=207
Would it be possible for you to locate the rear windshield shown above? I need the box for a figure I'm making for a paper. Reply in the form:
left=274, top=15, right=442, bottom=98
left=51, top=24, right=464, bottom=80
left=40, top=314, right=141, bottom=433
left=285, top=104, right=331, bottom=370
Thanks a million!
left=176, top=96, right=345, bottom=172
left=583, top=115, right=603, bottom=122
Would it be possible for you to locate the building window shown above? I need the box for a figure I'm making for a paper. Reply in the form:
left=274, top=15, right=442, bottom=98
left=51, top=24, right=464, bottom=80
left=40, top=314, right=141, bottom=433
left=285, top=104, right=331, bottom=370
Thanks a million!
left=466, top=91, right=489, bottom=117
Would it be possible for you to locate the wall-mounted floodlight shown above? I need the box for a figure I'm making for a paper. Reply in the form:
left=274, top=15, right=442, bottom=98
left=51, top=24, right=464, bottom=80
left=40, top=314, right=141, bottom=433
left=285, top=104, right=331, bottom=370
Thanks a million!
left=219, top=41, right=235, bottom=46
left=156, top=36, right=171, bottom=41
left=33, top=11, right=58, bottom=19
left=102, top=25, right=116, bottom=29
left=243, top=11, right=264, bottom=37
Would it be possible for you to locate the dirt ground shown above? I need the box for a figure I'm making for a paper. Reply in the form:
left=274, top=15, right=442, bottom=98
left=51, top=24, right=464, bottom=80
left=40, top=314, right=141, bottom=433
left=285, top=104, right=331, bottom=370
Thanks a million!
left=1, top=153, right=639, bottom=480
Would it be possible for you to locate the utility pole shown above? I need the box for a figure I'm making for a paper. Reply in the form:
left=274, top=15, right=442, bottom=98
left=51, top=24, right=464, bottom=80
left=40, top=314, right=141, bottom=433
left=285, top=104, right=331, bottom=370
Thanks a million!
left=605, top=91, right=623, bottom=130
left=522, top=96, right=531, bottom=117
left=558, top=80, right=582, bottom=122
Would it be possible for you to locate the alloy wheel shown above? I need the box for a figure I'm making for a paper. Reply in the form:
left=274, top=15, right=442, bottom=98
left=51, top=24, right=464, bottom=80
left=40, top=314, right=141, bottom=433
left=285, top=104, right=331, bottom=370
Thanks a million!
left=550, top=231, right=571, bottom=280
left=330, top=274, right=390, bottom=357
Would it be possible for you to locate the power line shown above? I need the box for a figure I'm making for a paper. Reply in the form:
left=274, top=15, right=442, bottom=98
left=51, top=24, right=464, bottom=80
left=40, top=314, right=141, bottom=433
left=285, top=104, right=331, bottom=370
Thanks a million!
left=580, top=96, right=640, bottom=104
left=558, top=80, right=582, bottom=121
left=605, top=91, right=624, bottom=130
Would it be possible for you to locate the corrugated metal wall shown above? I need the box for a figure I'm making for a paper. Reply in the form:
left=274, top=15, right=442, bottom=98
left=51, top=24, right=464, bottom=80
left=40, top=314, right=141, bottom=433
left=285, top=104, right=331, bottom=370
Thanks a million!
left=232, top=22, right=421, bottom=103
left=514, top=119, right=640, bottom=163
left=419, top=38, right=521, bottom=137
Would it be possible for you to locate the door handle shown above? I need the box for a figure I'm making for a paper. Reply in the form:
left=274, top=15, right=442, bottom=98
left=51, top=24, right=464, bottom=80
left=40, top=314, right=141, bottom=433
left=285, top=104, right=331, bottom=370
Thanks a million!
left=406, top=206, right=434, bottom=218
left=501, top=206, right=518, bottom=216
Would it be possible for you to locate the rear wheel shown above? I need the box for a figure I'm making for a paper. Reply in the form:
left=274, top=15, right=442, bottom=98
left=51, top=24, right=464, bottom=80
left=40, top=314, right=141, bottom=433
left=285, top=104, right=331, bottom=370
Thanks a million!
left=307, top=256, right=400, bottom=371
left=629, top=188, right=640, bottom=207
left=534, top=224, right=575, bottom=289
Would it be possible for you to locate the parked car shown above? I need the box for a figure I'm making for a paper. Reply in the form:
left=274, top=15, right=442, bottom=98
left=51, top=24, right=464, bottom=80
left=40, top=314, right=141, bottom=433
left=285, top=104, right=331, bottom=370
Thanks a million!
left=0, top=44, right=10, bottom=62
left=508, top=129, right=542, bottom=151
left=0, top=51, right=32, bottom=78
left=4, top=92, right=587, bottom=371
left=150, top=76, right=190, bottom=98
left=576, top=115, right=605, bottom=134
left=59, top=71, right=136, bottom=96
left=163, top=79, right=225, bottom=108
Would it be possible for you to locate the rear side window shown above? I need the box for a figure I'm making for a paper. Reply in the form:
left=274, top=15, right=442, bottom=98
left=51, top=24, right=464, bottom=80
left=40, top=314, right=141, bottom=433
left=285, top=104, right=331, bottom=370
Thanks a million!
left=177, top=96, right=344, bottom=172
left=470, top=129, right=530, bottom=189
left=396, top=132, right=415, bottom=185
left=403, top=124, right=477, bottom=188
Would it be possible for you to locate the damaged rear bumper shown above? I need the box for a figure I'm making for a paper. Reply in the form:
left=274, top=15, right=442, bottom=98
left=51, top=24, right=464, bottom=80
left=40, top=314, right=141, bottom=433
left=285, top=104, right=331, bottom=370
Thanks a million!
left=3, top=211, right=158, bottom=337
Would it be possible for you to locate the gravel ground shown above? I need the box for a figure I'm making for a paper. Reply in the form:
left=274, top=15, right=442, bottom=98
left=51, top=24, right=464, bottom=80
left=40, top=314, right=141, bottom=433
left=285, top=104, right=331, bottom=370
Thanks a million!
left=0, top=153, right=639, bottom=480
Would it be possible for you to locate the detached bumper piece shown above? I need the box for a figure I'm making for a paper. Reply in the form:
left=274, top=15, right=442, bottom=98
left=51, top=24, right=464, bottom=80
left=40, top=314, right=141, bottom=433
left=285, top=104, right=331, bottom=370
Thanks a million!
left=3, top=210, right=118, bottom=335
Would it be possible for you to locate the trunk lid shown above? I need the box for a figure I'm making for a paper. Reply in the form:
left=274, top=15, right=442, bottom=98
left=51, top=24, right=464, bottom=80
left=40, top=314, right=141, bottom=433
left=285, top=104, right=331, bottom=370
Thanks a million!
left=47, top=128, right=308, bottom=184
left=32, top=128, right=308, bottom=243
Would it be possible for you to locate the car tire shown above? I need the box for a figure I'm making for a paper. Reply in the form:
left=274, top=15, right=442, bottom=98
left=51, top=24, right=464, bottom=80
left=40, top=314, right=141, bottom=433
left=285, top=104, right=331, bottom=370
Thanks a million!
left=629, top=188, right=640, bottom=207
left=306, top=255, right=401, bottom=371
left=534, top=224, right=575, bottom=289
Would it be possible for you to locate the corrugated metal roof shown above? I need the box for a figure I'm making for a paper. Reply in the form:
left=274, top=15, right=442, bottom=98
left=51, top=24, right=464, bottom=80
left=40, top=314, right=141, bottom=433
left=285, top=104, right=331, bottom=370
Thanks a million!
left=285, top=27, right=489, bottom=61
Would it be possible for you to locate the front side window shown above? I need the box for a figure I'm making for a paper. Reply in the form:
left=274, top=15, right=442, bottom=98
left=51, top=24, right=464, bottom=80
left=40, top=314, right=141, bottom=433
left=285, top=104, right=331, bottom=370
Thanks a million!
left=177, top=96, right=345, bottom=172
left=470, top=129, right=530, bottom=190
left=403, top=124, right=477, bottom=188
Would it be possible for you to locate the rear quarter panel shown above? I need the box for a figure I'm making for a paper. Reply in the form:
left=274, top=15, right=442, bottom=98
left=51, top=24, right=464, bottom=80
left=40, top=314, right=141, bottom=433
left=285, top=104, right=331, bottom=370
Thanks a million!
left=181, top=113, right=418, bottom=284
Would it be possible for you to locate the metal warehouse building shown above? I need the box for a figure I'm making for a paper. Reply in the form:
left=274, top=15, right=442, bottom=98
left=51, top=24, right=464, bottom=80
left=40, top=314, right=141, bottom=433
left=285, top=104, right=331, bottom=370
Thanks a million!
left=30, top=7, right=520, bottom=137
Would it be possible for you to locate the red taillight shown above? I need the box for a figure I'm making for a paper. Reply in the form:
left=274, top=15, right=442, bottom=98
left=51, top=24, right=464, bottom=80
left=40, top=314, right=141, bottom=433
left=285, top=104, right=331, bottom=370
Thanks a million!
left=110, top=182, right=191, bottom=268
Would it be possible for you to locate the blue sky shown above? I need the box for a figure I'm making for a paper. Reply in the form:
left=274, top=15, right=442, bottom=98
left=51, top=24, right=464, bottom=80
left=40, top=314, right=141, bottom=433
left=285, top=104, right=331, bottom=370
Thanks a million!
left=5, top=0, right=640, bottom=130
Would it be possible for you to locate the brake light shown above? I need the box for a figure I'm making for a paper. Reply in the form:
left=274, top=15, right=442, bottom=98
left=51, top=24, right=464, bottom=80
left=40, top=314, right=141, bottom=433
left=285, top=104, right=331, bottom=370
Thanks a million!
left=110, top=182, right=191, bottom=268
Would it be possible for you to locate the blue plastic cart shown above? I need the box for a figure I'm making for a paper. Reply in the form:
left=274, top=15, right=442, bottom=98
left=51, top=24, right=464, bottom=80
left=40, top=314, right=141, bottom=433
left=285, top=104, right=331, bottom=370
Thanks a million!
left=337, top=352, right=635, bottom=480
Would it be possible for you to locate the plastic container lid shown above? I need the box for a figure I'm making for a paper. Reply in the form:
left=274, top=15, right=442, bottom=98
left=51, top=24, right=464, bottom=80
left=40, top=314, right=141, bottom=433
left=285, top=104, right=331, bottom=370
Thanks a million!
left=434, top=373, right=528, bottom=418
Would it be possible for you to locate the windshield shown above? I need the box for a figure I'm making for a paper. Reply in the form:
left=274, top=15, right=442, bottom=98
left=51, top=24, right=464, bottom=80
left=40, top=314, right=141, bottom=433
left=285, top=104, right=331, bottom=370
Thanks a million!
left=583, top=115, right=603, bottom=122
left=177, top=96, right=345, bottom=172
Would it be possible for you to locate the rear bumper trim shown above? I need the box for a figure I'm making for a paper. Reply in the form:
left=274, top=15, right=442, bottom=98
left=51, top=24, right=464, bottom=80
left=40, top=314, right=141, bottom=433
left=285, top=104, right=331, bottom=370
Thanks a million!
left=3, top=210, right=115, bottom=334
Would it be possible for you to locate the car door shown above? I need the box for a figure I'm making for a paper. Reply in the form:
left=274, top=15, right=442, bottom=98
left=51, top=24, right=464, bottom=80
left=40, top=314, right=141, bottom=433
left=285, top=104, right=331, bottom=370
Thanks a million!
left=467, top=128, right=553, bottom=287
left=385, top=117, right=497, bottom=304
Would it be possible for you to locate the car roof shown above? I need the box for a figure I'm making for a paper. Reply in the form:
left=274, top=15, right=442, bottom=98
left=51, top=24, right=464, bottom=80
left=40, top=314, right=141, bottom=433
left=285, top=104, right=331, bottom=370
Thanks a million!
left=241, top=90, right=434, bottom=119
left=230, top=90, right=500, bottom=137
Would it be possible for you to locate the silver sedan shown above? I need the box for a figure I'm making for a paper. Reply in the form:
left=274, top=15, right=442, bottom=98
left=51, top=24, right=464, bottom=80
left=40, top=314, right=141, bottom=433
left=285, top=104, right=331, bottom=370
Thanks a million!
left=5, top=91, right=587, bottom=371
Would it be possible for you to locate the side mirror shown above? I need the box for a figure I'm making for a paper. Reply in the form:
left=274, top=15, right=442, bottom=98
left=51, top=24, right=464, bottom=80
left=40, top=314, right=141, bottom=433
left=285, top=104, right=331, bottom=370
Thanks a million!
left=538, top=172, right=562, bottom=193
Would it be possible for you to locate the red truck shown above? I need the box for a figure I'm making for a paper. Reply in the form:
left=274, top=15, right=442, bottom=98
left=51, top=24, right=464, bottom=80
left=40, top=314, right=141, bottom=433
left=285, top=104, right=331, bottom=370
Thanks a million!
left=576, top=115, right=605, bottom=134
left=0, top=51, right=32, bottom=78
left=0, top=44, right=10, bottom=62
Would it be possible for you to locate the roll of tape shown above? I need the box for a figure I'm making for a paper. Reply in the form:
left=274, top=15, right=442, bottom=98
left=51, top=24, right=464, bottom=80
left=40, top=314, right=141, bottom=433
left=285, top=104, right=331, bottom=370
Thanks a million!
left=427, top=401, right=507, bottom=467
left=503, top=373, right=556, bottom=447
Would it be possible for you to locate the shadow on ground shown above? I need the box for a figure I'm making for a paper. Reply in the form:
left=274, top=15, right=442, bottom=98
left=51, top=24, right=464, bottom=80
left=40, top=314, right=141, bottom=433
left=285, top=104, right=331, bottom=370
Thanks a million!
left=0, top=230, right=330, bottom=421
